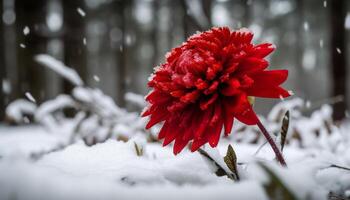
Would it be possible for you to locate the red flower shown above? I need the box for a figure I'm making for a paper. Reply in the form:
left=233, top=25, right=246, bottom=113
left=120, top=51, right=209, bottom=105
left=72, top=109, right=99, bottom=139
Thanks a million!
left=142, top=27, right=290, bottom=154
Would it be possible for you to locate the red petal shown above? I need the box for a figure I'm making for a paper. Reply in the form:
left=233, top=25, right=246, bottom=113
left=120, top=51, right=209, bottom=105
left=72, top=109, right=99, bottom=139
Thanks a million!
left=235, top=106, right=258, bottom=125
left=236, top=57, right=268, bottom=75
left=162, top=123, right=178, bottom=146
left=230, top=29, right=253, bottom=44
left=251, top=70, right=288, bottom=86
left=173, top=136, right=190, bottom=155
left=223, top=100, right=234, bottom=135
left=190, top=138, right=207, bottom=152
left=145, top=106, right=168, bottom=129
left=194, top=106, right=213, bottom=138
left=200, top=93, right=218, bottom=110
left=220, top=79, right=241, bottom=96
left=209, top=102, right=222, bottom=126
left=250, top=43, right=275, bottom=58
left=141, top=105, right=154, bottom=117
left=146, top=90, right=172, bottom=104
left=247, top=86, right=290, bottom=98
left=208, top=120, right=223, bottom=147
left=158, top=121, right=170, bottom=139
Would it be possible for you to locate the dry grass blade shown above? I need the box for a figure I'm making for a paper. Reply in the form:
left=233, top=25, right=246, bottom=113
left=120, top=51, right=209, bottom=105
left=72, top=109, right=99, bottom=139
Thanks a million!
left=280, top=111, right=290, bottom=152
left=223, top=144, right=240, bottom=180
left=197, top=148, right=235, bottom=180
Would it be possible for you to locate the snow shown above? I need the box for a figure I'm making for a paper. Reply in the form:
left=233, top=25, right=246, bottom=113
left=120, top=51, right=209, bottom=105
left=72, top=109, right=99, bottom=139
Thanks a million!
left=0, top=124, right=348, bottom=200
left=5, top=99, right=37, bottom=122
left=25, top=92, right=36, bottom=103
left=323, top=0, right=327, bottom=8
left=336, top=47, right=342, bottom=54
left=303, top=22, right=309, bottom=31
left=2, top=10, right=15, bottom=25
left=319, top=39, right=324, bottom=48
left=23, top=26, right=30, bottom=35
left=19, top=43, right=26, bottom=48
left=35, top=54, right=84, bottom=86
left=46, top=12, right=63, bottom=32
left=345, top=12, right=350, bottom=30
left=77, top=7, right=86, bottom=17
left=93, top=75, right=100, bottom=82
left=125, top=92, right=146, bottom=107
left=302, top=49, right=316, bottom=71
left=1, top=97, right=350, bottom=199
left=269, top=1, right=294, bottom=17
left=2, top=79, right=11, bottom=94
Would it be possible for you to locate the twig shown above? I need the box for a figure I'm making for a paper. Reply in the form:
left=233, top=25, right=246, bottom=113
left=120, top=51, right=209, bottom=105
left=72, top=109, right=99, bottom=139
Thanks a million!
left=257, top=118, right=287, bottom=167
left=321, top=164, right=350, bottom=171
left=253, top=141, right=268, bottom=156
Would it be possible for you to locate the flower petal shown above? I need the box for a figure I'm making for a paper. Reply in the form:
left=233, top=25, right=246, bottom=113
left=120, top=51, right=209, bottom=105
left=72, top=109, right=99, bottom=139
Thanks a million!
left=235, top=57, right=268, bottom=76
left=235, top=106, right=258, bottom=125
left=247, top=86, right=290, bottom=98
left=173, top=135, right=190, bottom=155
left=145, top=106, right=168, bottom=129
left=250, top=43, right=275, bottom=58
left=208, top=120, right=223, bottom=147
left=251, top=70, right=288, bottom=86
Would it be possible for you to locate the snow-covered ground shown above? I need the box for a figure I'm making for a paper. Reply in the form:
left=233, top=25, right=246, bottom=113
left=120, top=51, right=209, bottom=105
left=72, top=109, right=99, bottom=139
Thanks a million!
left=1, top=55, right=349, bottom=199
left=0, top=119, right=349, bottom=200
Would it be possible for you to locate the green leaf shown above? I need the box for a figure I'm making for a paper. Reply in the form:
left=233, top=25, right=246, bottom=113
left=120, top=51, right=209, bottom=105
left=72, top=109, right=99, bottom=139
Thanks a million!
left=259, top=162, right=298, bottom=200
left=223, top=144, right=240, bottom=180
left=280, top=111, right=290, bottom=152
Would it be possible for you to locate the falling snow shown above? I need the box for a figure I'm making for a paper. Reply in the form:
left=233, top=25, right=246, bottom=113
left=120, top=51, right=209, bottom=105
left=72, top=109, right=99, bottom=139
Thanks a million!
left=303, top=22, right=309, bottom=31
left=302, top=49, right=316, bottom=71
left=345, top=12, right=350, bottom=30
left=25, top=92, right=36, bottom=103
left=306, top=100, right=311, bottom=108
left=319, top=39, right=324, bottom=48
left=93, top=75, right=100, bottom=82
left=336, top=47, right=342, bottom=54
left=77, top=7, right=86, bottom=17
left=23, top=26, right=30, bottom=35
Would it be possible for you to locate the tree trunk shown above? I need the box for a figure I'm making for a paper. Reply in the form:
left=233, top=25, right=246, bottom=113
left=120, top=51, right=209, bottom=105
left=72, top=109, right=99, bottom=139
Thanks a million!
left=62, top=0, right=87, bottom=93
left=15, top=0, right=48, bottom=103
left=295, top=0, right=305, bottom=97
left=330, top=0, right=347, bottom=121
left=3, top=0, right=18, bottom=103
left=0, top=0, right=5, bottom=120
left=114, top=0, right=129, bottom=107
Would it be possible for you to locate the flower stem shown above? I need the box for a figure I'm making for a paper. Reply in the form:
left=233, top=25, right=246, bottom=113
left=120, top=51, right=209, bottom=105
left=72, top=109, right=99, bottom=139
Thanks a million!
left=256, top=118, right=287, bottom=167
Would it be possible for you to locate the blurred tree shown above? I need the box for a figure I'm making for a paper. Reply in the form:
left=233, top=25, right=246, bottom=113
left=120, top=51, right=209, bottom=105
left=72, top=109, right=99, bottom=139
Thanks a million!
left=3, top=0, right=18, bottom=104
left=180, top=0, right=211, bottom=38
left=330, top=0, right=347, bottom=121
left=295, top=0, right=305, bottom=96
left=44, top=0, right=64, bottom=99
left=0, top=0, right=5, bottom=120
left=116, top=0, right=128, bottom=107
left=63, top=0, right=87, bottom=93
left=15, top=0, right=48, bottom=103
left=202, top=0, right=213, bottom=25
left=151, top=0, right=160, bottom=67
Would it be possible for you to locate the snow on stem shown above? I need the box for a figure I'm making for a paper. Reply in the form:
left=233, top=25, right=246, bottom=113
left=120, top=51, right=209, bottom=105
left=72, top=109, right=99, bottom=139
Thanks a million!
left=256, top=117, right=287, bottom=167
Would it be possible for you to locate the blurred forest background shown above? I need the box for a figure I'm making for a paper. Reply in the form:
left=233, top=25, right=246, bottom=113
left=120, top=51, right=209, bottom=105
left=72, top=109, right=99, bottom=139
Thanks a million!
left=0, top=0, right=349, bottom=122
